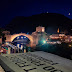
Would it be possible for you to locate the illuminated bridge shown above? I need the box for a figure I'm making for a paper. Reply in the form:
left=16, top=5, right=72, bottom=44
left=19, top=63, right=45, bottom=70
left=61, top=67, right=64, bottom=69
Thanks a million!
left=5, top=33, right=36, bottom=48
left=3, top=26, right=47, bottom=48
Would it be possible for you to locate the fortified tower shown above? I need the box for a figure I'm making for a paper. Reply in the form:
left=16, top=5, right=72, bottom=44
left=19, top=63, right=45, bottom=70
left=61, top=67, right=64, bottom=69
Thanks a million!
left=36, top=26, right=45, bottom=32
left=32, top=26, right=47, bottom=45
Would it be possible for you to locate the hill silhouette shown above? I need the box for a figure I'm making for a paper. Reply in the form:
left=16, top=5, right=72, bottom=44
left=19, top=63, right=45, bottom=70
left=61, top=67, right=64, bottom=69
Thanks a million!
left=5, top=13, right=72, bottom=34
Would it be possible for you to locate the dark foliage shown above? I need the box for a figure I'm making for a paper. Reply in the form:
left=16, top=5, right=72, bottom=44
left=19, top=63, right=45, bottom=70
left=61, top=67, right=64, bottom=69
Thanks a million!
left=35, top=42, right=72, bottom=59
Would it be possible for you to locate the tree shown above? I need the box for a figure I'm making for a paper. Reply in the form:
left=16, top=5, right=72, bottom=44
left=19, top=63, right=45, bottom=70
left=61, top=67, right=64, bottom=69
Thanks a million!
left=0, top=28, right=5, bottom=44
left=0, top=28, right=5, bottom=38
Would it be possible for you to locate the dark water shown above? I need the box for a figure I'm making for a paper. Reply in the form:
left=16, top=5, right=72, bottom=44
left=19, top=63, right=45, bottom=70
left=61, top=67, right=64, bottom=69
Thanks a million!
left=35, top=43, right=72, bottom=60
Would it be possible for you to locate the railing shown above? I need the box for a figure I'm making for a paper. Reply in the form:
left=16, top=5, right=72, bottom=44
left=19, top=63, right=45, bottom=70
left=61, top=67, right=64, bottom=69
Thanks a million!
left=5, top=42, right=30, bottom=54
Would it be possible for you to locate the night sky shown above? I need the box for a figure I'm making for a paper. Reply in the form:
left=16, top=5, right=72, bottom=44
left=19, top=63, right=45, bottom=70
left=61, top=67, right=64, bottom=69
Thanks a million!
left=0, top=0, right=72, bottom=27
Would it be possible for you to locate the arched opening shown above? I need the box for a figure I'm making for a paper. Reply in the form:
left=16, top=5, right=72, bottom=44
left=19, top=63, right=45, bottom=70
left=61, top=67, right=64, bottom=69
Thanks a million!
left=10, top=33, right=34, bottom=47
left=12, top=35, right=30, bottom=52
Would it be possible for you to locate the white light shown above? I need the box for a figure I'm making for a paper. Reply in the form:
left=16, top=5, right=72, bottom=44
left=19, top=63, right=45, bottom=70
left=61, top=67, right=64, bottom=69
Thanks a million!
left=43, top=40, right=46, bottom=44
left=24, top=37, right=26, bottom=38
left=17, top=44, right=19, bottom=48
left=57, top=41, right=61, bottom=44
left=21, top=45, right=23, bottom=49
left=68, top=13, right=70, bottom=15
left=21, top=37, right=23, bottom=39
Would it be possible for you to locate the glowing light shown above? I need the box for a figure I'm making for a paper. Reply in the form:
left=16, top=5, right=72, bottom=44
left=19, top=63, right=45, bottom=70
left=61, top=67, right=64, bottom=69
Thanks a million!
left=57, top=28, right=59, bottom=33
left=17, top=44, right=19, bottom=48
left=69, top=44, right=71, bottom=47
left=68, top=13, right=70, bottom=15
left=21, top=45, right=23, bottom=49
left=1, top=50, right=3, bottom=52
left=21, top=37, right=23, bottom=39
left=24, top=37, right=26, bottom=38
left=43, top=40, right=46, bottom=44
left=42, top=28, right=44, bottom=32
left=57, top=41, right=61, bottom=44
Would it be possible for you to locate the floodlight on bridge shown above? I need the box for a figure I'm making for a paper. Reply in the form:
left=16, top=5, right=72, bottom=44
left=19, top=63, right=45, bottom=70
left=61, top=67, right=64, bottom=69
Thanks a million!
left=24, top=37, right=26, bottom=38
left=43, top=40, right=46, bottom=44
left=21, top=37, right=23, bottom=39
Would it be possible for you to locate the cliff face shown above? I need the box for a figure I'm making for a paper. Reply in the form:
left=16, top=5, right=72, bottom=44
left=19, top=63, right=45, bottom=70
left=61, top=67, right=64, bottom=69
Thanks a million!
left=5, top=13, right=72, bottom=34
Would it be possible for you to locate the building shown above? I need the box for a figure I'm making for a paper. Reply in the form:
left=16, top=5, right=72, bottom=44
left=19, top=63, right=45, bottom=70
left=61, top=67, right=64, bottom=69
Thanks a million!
left=36, top=26, right=45, bottom=32
left=2, top=31, right=10, bottom=35
left=32, top=26, right=48, bottom=44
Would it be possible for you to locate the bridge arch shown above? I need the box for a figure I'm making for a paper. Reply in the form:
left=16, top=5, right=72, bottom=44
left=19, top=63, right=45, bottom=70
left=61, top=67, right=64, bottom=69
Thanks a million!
left=11, top=33, right=34, bottom=47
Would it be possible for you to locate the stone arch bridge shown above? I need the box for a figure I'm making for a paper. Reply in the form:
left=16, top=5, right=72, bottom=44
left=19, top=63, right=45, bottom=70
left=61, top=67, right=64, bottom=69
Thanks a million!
left=5, top=33, right=37, bottom=47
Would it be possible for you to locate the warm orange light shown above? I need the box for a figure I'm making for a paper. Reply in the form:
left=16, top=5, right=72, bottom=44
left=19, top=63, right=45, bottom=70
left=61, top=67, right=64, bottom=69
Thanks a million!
left=57, top=28, right=59, bottom=33
left=69, top=44, right=71, bottom=47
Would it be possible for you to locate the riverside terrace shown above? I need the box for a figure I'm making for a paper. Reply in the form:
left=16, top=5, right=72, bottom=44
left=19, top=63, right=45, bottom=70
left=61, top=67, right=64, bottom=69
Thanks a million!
left=0, top=51, right=72, bottom=72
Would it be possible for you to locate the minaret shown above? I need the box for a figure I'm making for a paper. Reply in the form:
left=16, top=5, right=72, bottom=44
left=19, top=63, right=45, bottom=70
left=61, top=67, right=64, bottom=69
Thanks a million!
left=57, top=28, right=59, bottom=33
